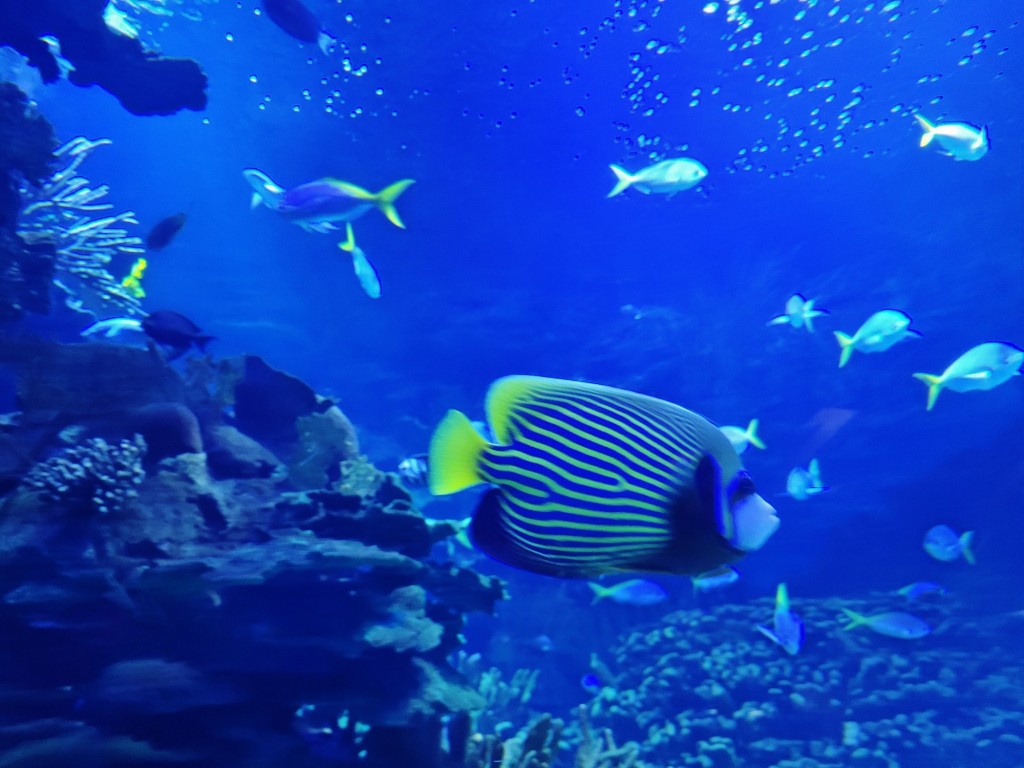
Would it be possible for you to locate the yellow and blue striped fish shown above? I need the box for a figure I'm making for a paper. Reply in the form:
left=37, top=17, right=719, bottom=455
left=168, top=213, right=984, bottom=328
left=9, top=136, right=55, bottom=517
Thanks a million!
left=429, top=376, right=780, bottom=578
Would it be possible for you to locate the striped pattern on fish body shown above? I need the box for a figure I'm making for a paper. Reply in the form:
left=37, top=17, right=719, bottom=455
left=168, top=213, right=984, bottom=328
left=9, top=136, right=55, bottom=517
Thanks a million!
left=429, top=376, right=768, bottom=578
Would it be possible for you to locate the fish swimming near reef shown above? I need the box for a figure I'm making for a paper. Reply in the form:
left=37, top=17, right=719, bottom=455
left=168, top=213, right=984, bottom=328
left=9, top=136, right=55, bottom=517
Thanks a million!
left=912, top=342, right=1023, bottom=411
left=767, top=293, right=829, bottom=332
left=338, top=223, right=382, bottom=299
left=145, top=212, right=187, bottom=250
left=428, top=376, right=780, bottom=578
left=588, top=579, right=668, bottom=606
left=81, top=317, right=144, bottom=340
left=756, top=583, right=804, bottom=655
left=243, top=169, right=415, bottom=232
left=923, top=524, right=975, bottom=565
left=261, top=0, right=338, bottom=54
left=692, top=565, right=740, bottom=594
left=120, top=257, right=147, bottom=298
left=141, top=310, right=215, bottom=359
left=914, top=115, right=989, bottom=161
left=607, top=158, right=708, bottom=197
left=833, top=309, right=921, bottom=368
left=840, top=609, right=931, bottom=639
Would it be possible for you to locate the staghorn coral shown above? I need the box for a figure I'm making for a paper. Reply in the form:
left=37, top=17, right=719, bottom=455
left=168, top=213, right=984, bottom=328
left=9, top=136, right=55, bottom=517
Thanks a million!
left=20, top=434, right=146, bottom=516
left=17, top=136, right=145, bottom=317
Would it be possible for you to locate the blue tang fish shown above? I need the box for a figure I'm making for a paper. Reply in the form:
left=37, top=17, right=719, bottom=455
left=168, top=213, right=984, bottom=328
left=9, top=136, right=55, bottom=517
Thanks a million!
left=243, top=169, right=415, bottom=232
left=428, top=376, right=780, bottom=578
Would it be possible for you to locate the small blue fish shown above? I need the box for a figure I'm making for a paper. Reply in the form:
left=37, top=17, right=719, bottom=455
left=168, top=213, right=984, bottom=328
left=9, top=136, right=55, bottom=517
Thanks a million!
left=768, top=293, right=829, bottom=333
left=913, top=342, right=1023, bottom=411
left=786, top=459, right=828, bottom=501
left=834, top=309, right=921, bottom=368
left=588, top=579, right=668, bottom=606
left=692, top=565, right=740, bottom=594
left=896, top=582, right=947, bottom=602
left=244, top=169, right=415, bottom=232
left=923, top=525, right=975, bottom=565
left=756, top=583, right=804, bottom=655
left=339, top=224, right=382, bottom=299
left=841, top=609, right=931, bottom=639
left=607, top=158, right=708, bottom=197
left=580, top=672, right=603, bottom=695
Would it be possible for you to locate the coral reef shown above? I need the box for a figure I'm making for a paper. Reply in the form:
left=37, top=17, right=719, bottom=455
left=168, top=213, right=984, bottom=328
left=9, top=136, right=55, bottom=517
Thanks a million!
left=583, top=596, right=1024, bottom=768
left=17, top=136, right=145, bottom=317
left=0, top=342, right=507, bottom=767
left=0, top=0, right=208, bottom=116
left=20, top=433, right=146, bottom=516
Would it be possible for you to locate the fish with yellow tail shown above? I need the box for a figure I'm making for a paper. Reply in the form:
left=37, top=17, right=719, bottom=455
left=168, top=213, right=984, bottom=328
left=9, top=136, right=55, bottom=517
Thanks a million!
left=833, top=309, right=921, bottom=368
left=243, top=169, right=414, bottom=232
left=757, top=583, right=804, bottom=655
left=338, top=224, right=382, bottom=299
left=840, top=609, right=931, bottom=639
left=428, top=376, right=780, bottom=579
left=912, top=342, right=1023, bottom=410
left=607, top=158, right=708, bottom=198
left=914, top=115, right=989, bottom=161
left=720, top=419, right=766, bottom=454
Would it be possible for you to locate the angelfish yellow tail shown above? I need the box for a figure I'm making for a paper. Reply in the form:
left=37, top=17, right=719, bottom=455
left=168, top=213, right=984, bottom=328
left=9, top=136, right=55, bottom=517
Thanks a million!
left=374, top=179, right=416, bottom=229
left=912, top=372, right=943, bottom=411
left=429, top=409, right=488, bottom=495
left=607, top=165, right=635, bottom=198
left=834, top=331, right=855, bottom=368
left=915, top=114, right=936, bottom=148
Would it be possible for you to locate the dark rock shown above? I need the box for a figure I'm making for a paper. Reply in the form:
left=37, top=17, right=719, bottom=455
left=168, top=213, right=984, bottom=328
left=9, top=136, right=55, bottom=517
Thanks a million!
left=234, top=355, right=318, bottom=445
left=0, top=0, right=208, bottom=116
left=120, top=403, right=203, bottom=463
left=204, top=424, right=282, bottom=479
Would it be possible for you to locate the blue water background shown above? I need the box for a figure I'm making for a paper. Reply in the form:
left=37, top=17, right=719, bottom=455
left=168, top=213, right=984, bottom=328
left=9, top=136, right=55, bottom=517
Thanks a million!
left=16, top=0, right=1024, bottom=680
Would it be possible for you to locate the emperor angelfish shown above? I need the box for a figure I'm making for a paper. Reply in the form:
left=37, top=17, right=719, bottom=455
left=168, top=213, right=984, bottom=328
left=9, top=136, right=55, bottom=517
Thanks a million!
left=428, top=376, right=780, bottom=579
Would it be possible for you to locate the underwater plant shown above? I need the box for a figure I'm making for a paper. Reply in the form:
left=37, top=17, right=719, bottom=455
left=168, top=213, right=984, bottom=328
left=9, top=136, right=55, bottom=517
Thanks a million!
left=17, top=136, right=146, bottom=317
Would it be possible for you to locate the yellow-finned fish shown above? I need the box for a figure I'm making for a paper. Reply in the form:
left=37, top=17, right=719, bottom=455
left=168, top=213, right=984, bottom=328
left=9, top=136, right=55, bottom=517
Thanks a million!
left=912, top=342, right=1023, bottom=410
left=914, top=115, right=989, bottom=161
left=120, top=257, right=148, bottom=299
left=607, top=158, right=708, bottom=198
left=428, top=376, right=779, bottom=579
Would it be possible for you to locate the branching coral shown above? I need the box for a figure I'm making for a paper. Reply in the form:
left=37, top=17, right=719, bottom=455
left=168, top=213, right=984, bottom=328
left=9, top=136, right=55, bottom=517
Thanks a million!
left=21, top=434, right=146, bottom=515
left=17, top=136, right=145, bottom=317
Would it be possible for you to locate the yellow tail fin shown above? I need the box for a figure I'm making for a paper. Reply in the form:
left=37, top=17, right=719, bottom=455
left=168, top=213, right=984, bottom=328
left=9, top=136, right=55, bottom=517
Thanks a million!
left=745, top=419, right=766, bottom=450
left=915, top=114, right=936, bottom=148
left=588, top=583, right=610, bottom=605
left=912, top=372, right=943, bottom=411
left=960, top=531, right=976, bottom=565
left=607, top=165, right=634, bottom=198
left=429, top=409, right=488, bottom=495
left=374, top=179, right=416, bottom=229
left=840, top=608, right=870, bottom=631
left=834, top=331, right=855, bottom=368
left=338, top=223, right=356, bottom=253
